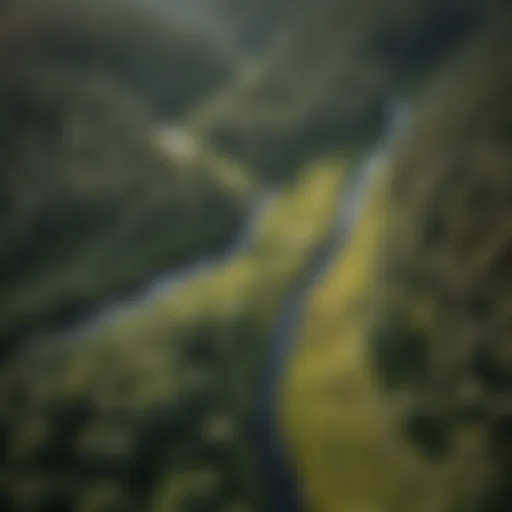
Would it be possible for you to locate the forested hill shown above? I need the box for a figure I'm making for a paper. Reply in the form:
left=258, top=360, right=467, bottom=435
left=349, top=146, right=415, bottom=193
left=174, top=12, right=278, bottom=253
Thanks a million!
left=0, top=2, right=511, bottom=511
left=0, top=0, right=234, bottom=119
left=140, top=0, right=295, bottom=54
left=194, top=0, right=507, bottom=181
left=0, top=0, right=253, bottom=353
left=0, top=67, right=251, bottom=354
left=284, top=13, right=512, bottom=512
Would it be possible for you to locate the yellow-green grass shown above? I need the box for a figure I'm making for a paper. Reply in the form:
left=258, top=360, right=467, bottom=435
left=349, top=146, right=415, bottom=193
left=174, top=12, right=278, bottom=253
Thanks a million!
left=282, top=167, right=445, bottom=512
left=283, top=18, right=512, bottom=512
left=0, top=160, right=345, bottom=511
left=72, top=158, right=344, bottom=346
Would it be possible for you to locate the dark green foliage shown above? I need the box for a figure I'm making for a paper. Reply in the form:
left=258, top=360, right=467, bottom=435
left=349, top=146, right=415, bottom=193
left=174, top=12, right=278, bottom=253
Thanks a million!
left=0, top=491, right=13, bottom=511
left=197, top=0, right=502, bottom=180
left=401, top=406, right=450, bottom=459
left=472, top=341, right=512, bottom=391
left=366, top=0, right=484, bottom=72
left=214, top=0, right=293, bottom=53
left=379, top=15, right=512, bottom=509
left=0, top=68, right=245, bottom=351
left=169, top=0, right=294, bottom=54
left=370, top=313, right=428, bottom=390
left=0, top=306, right=274, bottom=510
left=0, top=0, right=234, bottom=119
left=129, top=407, right=183, bottom=494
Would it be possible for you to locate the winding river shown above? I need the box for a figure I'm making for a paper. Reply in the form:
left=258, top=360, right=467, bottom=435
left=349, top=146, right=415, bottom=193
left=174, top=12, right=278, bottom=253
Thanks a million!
left=254, top=99, right=411, bottom=511
left=21, top=99, right=410, bottom=510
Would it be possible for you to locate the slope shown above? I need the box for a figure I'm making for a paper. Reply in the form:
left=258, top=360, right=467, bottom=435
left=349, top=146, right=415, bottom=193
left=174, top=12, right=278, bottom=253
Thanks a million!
left=193, top=0, right=503, bottom=181
left=0, top=68, right=252, bottom=354
left=0, top=164, right=345, bottom=511
left=284, top=15, right=512, bottom=512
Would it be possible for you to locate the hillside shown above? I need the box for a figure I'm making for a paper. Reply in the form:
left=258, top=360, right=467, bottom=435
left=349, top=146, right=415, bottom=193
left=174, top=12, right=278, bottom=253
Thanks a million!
left=142, top=0, right=294, bottom=54
left=0, top=67, right=252, bottom=354
left=193, top=0, right=504, bottom=181
left=0, top=1, right=511, bottom=511
left=284, top=16, right=512, bottom=512
left=373, top=18, right=512, bottom=510
left=0, top=166, right=345, bottom=511
left=0, top=0, right=234, bottom=119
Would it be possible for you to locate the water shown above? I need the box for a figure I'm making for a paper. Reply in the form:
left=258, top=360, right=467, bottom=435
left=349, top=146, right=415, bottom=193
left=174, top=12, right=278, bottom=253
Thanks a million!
left=254, top=98, right=411, bottom=512
left=20, top=99, right=410, bottom=509
left=35, top=191, right=276, bottom=344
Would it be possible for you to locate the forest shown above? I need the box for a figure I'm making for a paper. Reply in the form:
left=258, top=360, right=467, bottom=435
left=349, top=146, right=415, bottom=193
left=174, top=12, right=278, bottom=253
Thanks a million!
left=0, top=1, right=510, bottom=511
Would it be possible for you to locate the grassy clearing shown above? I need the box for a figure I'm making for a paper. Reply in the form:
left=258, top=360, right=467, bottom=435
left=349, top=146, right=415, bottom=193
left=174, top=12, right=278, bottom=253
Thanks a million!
left=0, top=162, right=345, bottom=511
left=283, top=168, right=441, bottom=511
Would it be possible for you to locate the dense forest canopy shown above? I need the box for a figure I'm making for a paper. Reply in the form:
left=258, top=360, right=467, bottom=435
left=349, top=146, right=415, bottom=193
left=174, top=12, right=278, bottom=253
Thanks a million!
left=194, top=0, right=506, bottom=181
left=0, top=67, right=248, bottom=353
left=0, top=0, right=234, bottom=119
left=0, top=0, right=249, bottom=352
left=373, top=18, right=512, bottom=509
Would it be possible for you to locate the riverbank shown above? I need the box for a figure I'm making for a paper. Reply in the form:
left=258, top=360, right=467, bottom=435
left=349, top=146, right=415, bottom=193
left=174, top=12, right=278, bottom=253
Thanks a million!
left=0, top=162, right=345, bottom=511
left=0, top=89, right=253, bottom=358
left=282, top=20, right=512, bottom=511
left=255, top=98, right=410, bottom=512
left=282, top=111, right=416, bottom=512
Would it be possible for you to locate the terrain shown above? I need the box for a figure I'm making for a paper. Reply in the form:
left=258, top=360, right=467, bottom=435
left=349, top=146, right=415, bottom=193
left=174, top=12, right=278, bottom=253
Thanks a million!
left=0, top=1, right=511, bottom=511
left=0, top=166, right=344, bottom=511
left=284, top=16, right=512, bottom=512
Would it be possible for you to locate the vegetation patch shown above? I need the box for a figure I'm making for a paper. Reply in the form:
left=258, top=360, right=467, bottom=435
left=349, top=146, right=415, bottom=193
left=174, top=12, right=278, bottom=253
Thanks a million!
left=193, top=0, right=498, bottom=180
left=0, top=0, right=234, bottom=119
left=0, top=164, right=344, bottom=511
left=284, top=16, right=512, bottom=512
left=0, top=68, right=252, bottom=353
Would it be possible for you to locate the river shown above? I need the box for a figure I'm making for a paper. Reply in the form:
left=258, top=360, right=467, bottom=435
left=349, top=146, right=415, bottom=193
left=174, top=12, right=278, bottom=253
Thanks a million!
left=55, top=190, right=276, bottom=343
left=254, top=98, right=411, bottom=511
left=19, top=100, right=409, bottom=510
